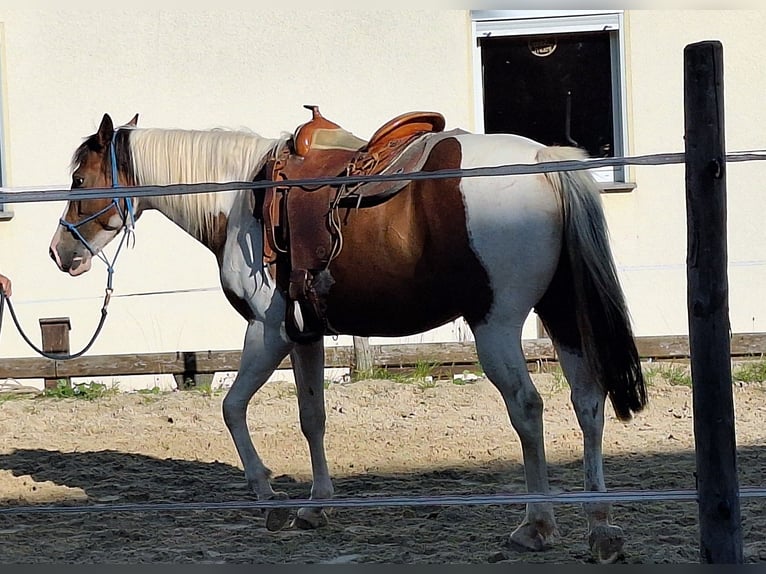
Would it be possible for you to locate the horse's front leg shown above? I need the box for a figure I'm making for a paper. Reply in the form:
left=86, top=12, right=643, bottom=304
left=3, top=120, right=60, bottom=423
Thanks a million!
left=290, top=339, right=334, bottom=529
left=222, top=319, right=293, bottom=531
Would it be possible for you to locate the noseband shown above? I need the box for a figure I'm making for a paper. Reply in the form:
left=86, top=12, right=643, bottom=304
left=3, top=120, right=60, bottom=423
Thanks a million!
left=59, top=129, right=136, bottom=291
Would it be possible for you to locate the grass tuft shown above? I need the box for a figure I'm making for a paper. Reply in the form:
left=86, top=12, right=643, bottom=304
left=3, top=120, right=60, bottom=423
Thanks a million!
left=41, top=379, right=119, bottom=400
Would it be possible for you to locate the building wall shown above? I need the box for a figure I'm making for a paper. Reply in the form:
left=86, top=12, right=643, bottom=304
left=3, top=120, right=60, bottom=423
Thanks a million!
left=0, top=10, right=763, bottom=387
left=611, top=10, right=766, bottom=336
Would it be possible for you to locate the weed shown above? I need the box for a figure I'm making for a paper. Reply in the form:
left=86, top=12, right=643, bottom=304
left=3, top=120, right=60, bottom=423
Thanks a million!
left=136, top=386, right=165, bottom=404
left=539, top=365, right=567, bottom=399
left=136, top=386, right=164, bottom=395
left=352, top=366, right=391, bottom=382
left=644, top=363, right=692, bottom=387
left=0, top=392, right=30, bottom=403
left=416, top=377, right=438, bottom=390
left=550, top=365, right=567, bottom=392
left=411, top=360, right=439, bottom=381
left=353, top=359, right=443, bottom=387
left=732, top=360, right=766, bottom=384
left=193, top=381, right=222, bottom=397
left=42, top=379, right=118, bottom=400
left=641, top=363, right=659, bottom=387
left=389, top=371, right=413, bottom=385
left=0, top=380, right=41, bottom=402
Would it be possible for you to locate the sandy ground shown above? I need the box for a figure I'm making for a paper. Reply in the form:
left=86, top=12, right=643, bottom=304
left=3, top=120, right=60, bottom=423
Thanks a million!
left=0, top=371, right=764, bottom=564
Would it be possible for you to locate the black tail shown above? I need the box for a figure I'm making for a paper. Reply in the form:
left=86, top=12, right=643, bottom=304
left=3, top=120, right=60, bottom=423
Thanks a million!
left=536, top=146, right=647, bottom=421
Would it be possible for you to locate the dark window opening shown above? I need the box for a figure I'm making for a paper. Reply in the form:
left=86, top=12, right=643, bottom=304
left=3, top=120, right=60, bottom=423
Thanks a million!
left=480, top=31, right=615, bottom=160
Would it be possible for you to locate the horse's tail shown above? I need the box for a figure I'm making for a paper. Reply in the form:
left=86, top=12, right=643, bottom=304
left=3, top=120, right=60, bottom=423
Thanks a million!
left=536, top=146, right=647, bottom=421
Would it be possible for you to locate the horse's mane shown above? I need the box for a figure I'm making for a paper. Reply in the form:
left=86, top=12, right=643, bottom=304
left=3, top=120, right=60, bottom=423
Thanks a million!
left=128, top=127, right=287, bottom=238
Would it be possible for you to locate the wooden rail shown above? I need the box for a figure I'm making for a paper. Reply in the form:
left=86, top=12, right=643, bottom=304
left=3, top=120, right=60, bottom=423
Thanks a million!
left=1, top=333, right=765, bottom=384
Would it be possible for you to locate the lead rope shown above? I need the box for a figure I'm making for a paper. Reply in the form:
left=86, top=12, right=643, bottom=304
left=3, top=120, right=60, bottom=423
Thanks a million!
left=0, top=287, right=111, bottom=360
left=0, top=130, right=134, bottom=360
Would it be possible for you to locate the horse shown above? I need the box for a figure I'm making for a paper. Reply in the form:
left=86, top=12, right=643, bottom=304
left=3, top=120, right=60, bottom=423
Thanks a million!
left=48, top=112, right=647, bottom=563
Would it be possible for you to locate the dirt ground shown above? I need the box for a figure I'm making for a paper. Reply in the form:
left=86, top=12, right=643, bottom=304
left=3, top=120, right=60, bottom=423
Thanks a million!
left=0, top=371, right=764, bottom=564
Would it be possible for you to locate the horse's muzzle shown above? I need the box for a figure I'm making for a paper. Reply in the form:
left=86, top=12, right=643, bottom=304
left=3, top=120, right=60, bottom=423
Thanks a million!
left=49, top=244, right=91, bottom=276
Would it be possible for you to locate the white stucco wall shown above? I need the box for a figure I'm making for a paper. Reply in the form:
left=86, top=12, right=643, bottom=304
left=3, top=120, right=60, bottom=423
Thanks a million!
left=0, top=9, right=763, bottom=389
left=609, top=10, right=766, bottom=336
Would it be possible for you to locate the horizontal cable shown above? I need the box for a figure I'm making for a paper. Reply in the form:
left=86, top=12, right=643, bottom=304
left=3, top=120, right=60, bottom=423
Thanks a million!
left=3, top=149, right=766, bottom=206
left=1, top=486, right=765, bottom=516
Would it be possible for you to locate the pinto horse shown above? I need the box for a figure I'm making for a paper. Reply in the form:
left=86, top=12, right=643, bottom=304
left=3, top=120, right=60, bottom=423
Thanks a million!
left=49, top=112, right=646, bottom=563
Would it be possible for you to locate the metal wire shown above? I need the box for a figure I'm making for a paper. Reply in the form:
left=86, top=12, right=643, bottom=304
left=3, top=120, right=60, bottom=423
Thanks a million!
left=2, top=149, right=766, bottom=206
left=1, top=487, right=765, bottom=517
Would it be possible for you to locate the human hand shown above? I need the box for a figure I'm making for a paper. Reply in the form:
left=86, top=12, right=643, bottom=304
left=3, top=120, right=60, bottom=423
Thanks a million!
left=0, top=273, right=11, bottom=297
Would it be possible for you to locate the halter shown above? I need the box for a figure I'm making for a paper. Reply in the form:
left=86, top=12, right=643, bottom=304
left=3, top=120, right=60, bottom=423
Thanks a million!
left=58, top=129, right=136, bottom=292
left=0, top=129, right=138, bottom=360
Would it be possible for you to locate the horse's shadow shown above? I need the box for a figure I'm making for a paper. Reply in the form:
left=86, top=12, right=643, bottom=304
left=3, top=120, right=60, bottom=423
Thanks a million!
left=0, top=448, right=528, bottom=505
left=1, top=446, right=764, bottom=507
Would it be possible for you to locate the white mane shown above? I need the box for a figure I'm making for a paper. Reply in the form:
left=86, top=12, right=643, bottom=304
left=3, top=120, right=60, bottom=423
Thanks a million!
left=128, top=127, right=287, bottom=238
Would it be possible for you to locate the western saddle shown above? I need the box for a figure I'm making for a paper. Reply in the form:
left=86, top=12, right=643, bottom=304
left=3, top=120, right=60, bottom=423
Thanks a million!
left=259, top=105, right=452, bottom=342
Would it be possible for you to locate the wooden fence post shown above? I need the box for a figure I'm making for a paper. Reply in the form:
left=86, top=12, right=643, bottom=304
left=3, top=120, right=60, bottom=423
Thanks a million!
left=352, top=336, right=373, bottom=378
left=172, top=351, right=214, bottom=389
left=39, top=317, right=71, bottom=390
left=684, top=40, right=743, bottom=564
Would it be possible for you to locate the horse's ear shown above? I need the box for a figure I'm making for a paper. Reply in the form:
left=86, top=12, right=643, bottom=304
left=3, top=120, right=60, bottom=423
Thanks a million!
left=125, top=113, right=139, bottom=127
left=96, top=113, right=114, bottom=146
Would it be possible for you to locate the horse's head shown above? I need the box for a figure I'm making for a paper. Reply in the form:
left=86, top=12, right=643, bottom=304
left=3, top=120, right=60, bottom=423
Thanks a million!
left=49, top=113, right=139, bottom=276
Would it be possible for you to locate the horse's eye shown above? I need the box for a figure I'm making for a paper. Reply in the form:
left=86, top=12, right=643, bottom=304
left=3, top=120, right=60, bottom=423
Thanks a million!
left=72, top=176, right=84, bottom=188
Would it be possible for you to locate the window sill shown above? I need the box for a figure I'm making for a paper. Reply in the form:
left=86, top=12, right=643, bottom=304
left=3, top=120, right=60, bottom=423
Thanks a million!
left=0, top=210, right=14, bottom=221
left=599, top=182, right=636, bottom=194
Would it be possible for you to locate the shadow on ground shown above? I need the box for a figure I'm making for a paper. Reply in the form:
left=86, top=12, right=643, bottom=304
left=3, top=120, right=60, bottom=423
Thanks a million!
left=0, top=446, right=763, bottom=563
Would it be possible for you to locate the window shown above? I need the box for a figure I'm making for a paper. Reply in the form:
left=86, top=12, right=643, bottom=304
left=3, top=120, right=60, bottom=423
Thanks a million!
left=471, top=10, right=631, bottom=189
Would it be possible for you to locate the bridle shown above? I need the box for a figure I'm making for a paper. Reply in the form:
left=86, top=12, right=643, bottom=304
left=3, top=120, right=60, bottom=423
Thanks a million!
left=0, top=129, right=137, bottom=360
left=58, top=129, right=137, bottom=293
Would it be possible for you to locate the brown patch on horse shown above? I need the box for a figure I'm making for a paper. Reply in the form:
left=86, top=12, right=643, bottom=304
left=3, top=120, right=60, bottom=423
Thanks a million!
left=206, top=211, right=231, bottom=262
left=71, top=115, right=136, bottom=187
left=63, top=117, right=138, bottom=242
left=323, top=137, right=492, bottom=336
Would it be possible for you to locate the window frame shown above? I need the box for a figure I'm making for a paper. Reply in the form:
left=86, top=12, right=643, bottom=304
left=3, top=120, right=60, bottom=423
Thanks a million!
left=0, top=26, right=11, bottom=220
left=471, top=10, right=632, bottom=190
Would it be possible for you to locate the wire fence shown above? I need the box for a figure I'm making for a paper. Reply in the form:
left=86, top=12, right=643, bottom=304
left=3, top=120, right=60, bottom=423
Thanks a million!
left=1, top=149, right=765, bottom=205
left=1, top=143, right=765, bottom=518
left=1, top=486, right=765, bottom=517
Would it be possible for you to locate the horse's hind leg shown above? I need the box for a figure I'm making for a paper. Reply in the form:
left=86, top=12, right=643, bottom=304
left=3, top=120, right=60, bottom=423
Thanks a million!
left=222, top=320, right=293, bottom=531
left=556, top=346, right=625, bottom=563
left=472, top=319, right=559, bottom=551
left=289, top=339, right=334, bottom=529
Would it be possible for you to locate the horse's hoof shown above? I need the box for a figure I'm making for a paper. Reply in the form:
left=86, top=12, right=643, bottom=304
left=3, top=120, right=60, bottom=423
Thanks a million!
left=264, top=492, right=291, bottom=532
left=508, top=521, right=558, bottom=551
left=293, top=508, right=329, bottom=529
left=588, top=524, right=625, bottom=564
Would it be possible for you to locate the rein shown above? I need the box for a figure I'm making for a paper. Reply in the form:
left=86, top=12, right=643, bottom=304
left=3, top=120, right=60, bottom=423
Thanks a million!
left=0, top=130, right=135, bottom=361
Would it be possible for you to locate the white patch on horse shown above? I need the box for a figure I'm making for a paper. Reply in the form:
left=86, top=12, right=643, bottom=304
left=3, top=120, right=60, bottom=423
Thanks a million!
left=456, top=132, right=563, bottom=318
left=221, top=187, right=282, bottom=318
